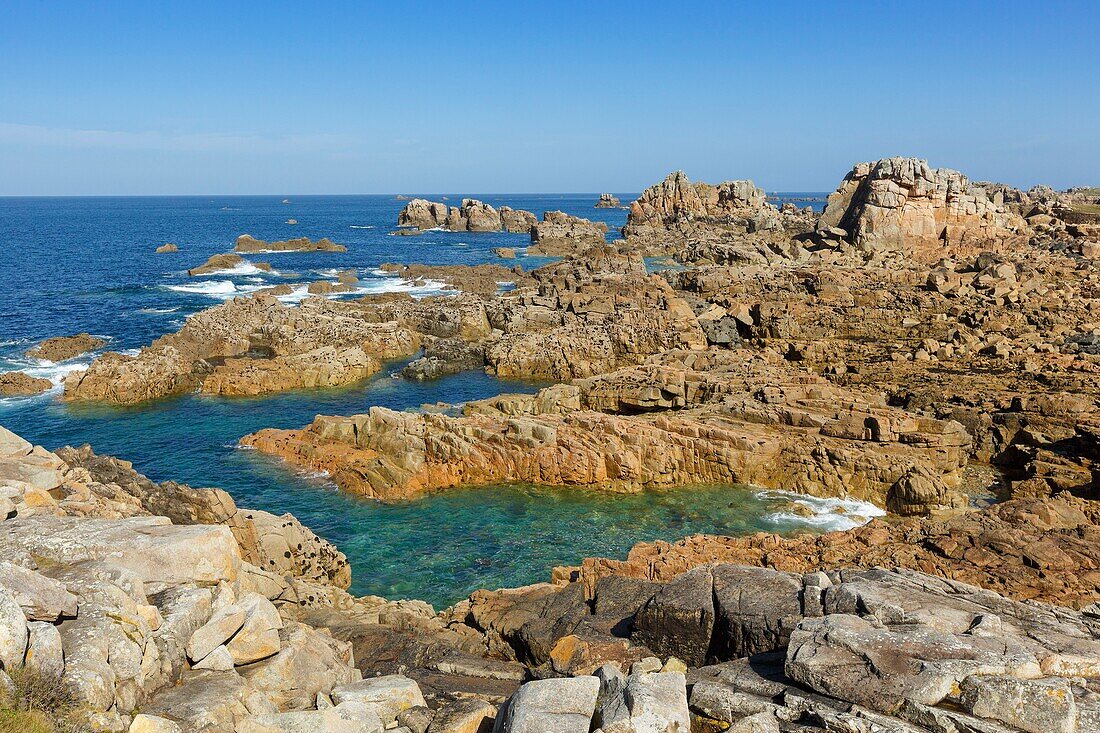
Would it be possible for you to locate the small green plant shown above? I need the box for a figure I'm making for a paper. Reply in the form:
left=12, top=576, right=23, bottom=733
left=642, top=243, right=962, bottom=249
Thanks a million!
left=0, top=667, right=86, bottom=733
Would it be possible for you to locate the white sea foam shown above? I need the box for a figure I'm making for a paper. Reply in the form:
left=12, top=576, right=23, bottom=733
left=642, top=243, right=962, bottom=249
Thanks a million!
left=355, top=277, right=451, bottom=298
left=163, top=280, right=243, bottom=297
left=138, top=307, right=179, bottom=314
left=204, top=261, right=276, bottom=277
left=758, top=490, right=885, bottom=532
left=349, top=225, right=374, bottom=229
left=13, top=358, right=93, bottom=387
left=312, top=267, right=355, bottom=278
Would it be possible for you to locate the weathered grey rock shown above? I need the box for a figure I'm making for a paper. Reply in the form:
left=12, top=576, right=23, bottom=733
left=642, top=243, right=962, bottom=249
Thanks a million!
left=711, top=565, right=802, bottom=659
left=23, top=620, right=64, bottom=677
left=958, top=674, right=1077, bottom=733
left=141, top=669, right=262, bottom=732
left=225, top=593, right=283, bottom=665
left=493, top=675, right=600, bottom=733
left=632, top=566, right=715, bottom=666
left=0, top=584, right=27, bottom=669
left=239, top=621, right=359, bottom=711
left=630, top=657, right=663, bottom=675
left=332, top=674, right=426, bottom=724
left=426, top=698, right=494, bottom=733
left=0, top=561, right=79, bottom=621
left=599, top=671, right=690, bottom=733
left=0, top=514, right=241, bottom=586
left=193, top=645, right=235, bottom=671
left=687, top=680, right=781, bottom=725
left=728, top=712, right=780, bottom=733
left=237, top=700, right=385, bottom=733
left=397, top=706, right=435, bottom=733
left=785, top=613, right=1041, bottom=713
left=129, top=713, right=184, bottom=733
left=187, top=603, right=247, bottom=662
left=150, top=585, right=213, bottom=682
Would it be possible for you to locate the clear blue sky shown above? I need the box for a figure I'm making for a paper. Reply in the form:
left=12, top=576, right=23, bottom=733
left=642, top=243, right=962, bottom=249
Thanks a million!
left=1, top=1, right=1096, bottom=195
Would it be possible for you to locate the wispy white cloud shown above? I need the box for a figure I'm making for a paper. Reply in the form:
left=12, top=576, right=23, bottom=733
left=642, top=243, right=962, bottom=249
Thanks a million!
left=0, top=122, right=357, bottom=154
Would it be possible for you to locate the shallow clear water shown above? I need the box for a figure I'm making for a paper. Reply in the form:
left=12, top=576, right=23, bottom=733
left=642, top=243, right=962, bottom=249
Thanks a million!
left=0, top=193, right=844, bottom=608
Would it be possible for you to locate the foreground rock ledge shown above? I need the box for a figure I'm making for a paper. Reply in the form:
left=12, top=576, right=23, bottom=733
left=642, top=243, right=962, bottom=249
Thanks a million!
left=1, top=424, right=1100, bottom=732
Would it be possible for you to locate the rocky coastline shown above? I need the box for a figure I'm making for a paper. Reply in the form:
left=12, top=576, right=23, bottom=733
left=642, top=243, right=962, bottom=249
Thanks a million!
left=5, top=156, right=1100, bottom=732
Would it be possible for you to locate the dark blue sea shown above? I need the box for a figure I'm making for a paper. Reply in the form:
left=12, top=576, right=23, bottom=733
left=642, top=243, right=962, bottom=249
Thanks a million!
left=0, top=193, right=858, bottom=607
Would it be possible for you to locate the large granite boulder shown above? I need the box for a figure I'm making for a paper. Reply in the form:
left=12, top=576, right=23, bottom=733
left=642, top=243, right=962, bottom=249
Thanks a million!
left=819, top=157, right=1028, bottom=256
left=493, top=676, right=600, bottom=733
left=622, top=171, right=779, bottom=240
left=528, top=211, right=608, bottom=255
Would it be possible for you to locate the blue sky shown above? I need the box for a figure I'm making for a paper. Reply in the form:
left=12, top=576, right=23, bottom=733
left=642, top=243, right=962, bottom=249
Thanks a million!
left=0, top=1, right=1096, bottom=194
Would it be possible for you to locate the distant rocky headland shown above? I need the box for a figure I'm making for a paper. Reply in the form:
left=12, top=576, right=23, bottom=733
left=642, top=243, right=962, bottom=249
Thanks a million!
left=4, top=156, right=1100, bottom=732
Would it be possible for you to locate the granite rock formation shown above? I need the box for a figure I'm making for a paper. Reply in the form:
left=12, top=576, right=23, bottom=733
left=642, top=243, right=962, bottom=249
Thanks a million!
left=397, top=198, right=537, bottom=234
left=595, top=193, right=621, bottom=208
left=528, top=211, right=609, bottom=255
left=622, top=171, right=781, bottom=241
left=819, top=157, right=1029, bottom=257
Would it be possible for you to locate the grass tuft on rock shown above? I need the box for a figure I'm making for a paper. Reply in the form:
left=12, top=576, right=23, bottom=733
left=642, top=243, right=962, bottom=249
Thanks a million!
left=0, top=667, right=86, bottom=733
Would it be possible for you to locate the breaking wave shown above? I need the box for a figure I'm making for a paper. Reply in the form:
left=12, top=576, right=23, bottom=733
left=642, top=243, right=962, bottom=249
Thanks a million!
left=758, top=490, right=885, bottom=532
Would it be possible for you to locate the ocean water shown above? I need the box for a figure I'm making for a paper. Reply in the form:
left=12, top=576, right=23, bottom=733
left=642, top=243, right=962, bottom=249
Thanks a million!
left=0, top=193, right=854, bottom=608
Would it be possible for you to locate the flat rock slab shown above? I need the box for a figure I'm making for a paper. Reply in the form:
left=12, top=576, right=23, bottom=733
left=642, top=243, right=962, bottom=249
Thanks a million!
left=0, top=514, right=240, bottom=586
left=332, top=674, right=426, bottom=724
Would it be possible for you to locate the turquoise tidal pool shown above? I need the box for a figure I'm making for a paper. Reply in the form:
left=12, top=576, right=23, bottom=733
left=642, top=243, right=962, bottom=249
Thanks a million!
left=0, top=193, right=850, bottom=608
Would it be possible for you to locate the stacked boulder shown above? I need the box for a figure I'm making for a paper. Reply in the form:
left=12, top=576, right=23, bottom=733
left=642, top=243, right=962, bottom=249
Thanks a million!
left=819, top=157, right=1028, bottom=256
left=528, top=211, right=609, bottom=255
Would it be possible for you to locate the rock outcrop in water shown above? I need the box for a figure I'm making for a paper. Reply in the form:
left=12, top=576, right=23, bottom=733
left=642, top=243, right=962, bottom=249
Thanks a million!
left=2, top=425, right=1100, bottom=733
left=25, top=333, right=105, bottom=362
left=396, top=198, right=538, bottom=233
left=234, top=234, right=347, bottom=253
left=0, top=371, right=52, bottom=396
left=595, top=193, right=620, bottom=208
left=187, top=253, right=271, bottom=276
left=155, top=243, right=178, bottom=253
left=63, top=296, right=420, bottom=402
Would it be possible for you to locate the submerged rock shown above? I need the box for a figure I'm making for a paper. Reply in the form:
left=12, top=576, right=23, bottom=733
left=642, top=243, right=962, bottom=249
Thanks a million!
left=25, top=332, right=106, bottom=361
left=235, top=234, right=347, bottom=253
left=0, top=370, right=53, bottom=396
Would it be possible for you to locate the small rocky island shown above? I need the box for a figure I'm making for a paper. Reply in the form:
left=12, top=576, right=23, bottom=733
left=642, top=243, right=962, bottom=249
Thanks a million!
left=5, top=157, right=1100, bottom=732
